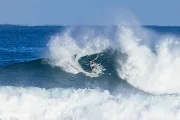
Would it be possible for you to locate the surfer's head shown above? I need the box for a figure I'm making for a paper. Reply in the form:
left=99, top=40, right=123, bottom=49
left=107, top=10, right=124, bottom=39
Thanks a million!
left=90, top=60, right=93, bottom=64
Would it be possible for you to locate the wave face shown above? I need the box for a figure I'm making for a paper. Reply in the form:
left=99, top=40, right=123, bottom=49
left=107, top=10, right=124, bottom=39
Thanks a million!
left=1, top=25, right=180, bottom=120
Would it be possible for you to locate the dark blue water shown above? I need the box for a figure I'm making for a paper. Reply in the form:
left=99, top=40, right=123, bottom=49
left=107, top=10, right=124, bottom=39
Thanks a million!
left=0, top=25, right=62, bottom=65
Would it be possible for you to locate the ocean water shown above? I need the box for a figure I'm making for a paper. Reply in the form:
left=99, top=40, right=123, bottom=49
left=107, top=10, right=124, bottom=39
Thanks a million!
left=0, top=25, right=180, bottom=120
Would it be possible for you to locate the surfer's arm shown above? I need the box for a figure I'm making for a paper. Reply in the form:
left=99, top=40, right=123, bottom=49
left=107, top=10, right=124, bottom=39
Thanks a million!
left=93, top=55, right=99, bottom=61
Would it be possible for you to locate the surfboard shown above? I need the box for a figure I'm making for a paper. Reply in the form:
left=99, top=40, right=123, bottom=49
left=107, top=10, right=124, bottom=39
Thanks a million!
left=83, top=71, right=99, bottom=78
left=82, top=63, right=105, bottom=78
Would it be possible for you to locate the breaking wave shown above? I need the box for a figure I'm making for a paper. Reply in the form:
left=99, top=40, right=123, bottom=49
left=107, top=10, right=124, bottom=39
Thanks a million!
left=46, top=26, right=180, bottom=94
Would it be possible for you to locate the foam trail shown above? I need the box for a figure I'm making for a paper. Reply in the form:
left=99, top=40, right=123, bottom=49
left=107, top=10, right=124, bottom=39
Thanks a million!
left=1, top=86, right=180, bottom=120
left=117, top=26, right=180, bottom=94
left=47, top=28, right=109, bottom=76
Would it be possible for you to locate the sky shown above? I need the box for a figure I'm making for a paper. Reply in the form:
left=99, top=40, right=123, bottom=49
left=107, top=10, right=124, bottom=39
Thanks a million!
left=0, top=0, right=179, bottom=26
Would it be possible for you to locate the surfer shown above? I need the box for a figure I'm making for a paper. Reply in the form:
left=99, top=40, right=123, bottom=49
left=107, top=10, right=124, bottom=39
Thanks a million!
left=89, top=55, right=99, bottom=72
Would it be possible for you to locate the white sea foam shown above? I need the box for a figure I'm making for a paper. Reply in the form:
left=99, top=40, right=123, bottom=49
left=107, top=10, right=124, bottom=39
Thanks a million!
left=0, top=86, right=180, bottom=120
left=117, top=26, right=180, bottom=94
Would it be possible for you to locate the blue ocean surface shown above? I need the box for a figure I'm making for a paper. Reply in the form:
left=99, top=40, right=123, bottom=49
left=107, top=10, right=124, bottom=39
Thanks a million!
left=0, top=25, right=180, bottom=120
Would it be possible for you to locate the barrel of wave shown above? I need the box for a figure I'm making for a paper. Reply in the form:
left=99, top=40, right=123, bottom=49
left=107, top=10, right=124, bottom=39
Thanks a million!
left=47, top=28, right=110, bottom=77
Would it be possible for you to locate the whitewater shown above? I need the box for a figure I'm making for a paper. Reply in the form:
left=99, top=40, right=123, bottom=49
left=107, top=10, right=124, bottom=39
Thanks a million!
left=0, top=25, right=180, bottom=120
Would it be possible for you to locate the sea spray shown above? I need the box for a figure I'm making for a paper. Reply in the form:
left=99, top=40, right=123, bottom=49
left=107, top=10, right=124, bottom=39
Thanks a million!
left=117, top=26, right=180, bottom=94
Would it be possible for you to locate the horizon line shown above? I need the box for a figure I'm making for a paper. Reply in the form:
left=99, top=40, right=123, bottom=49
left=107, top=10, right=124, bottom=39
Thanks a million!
left=0, top=24, right=180, bottom=27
